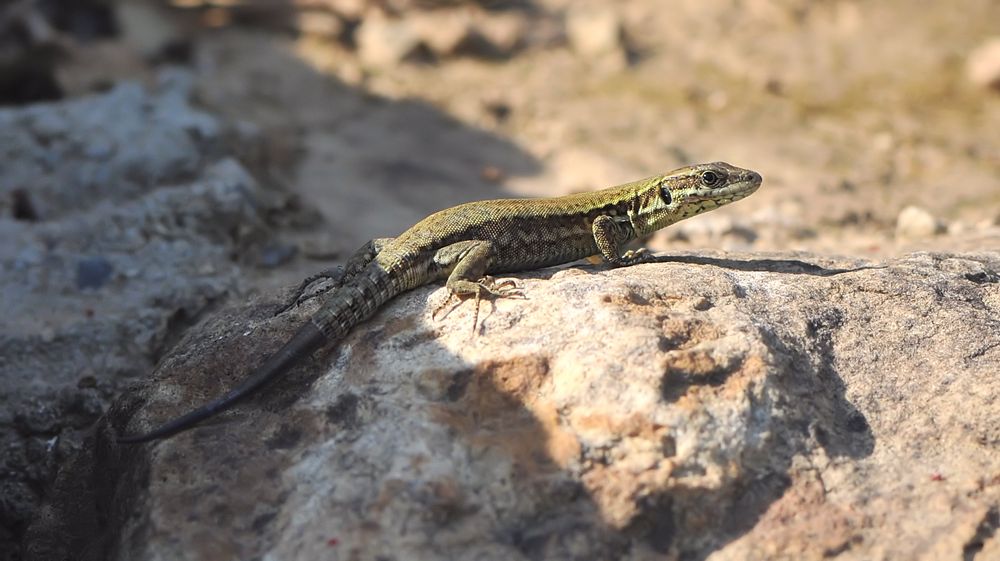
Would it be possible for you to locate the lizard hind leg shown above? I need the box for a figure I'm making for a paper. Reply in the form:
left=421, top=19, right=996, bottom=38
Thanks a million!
left=433, top=241, right=523, bottom=334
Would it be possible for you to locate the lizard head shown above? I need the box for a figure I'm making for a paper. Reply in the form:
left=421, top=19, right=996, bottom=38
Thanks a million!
left=630, top=161, right=762, bottom=236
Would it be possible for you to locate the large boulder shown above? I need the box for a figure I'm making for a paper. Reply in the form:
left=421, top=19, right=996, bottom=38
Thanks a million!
left=25, top=248, right=1000, bottom=560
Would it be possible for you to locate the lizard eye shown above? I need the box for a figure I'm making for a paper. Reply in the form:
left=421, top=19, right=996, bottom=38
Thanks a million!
left=701, top=171, right=721, bottom=186
left=659, top=184, right=673, bottom=205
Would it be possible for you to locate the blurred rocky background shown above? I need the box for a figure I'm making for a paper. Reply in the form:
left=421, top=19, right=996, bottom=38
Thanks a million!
left=1, top=0, right=998, bottom=560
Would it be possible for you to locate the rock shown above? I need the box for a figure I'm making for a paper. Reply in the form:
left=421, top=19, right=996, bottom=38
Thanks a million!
left=75, top=256, right=115, bottom=289
left=356, top=14, right=422, bottom=67
left=966, top=37, right=1000, bottom=90
left=255, top=242, right=298, bottom=268
left=116, top=2, right=183, bottom=60
left=410, top=10, right=476, bottom=57
left=475, top=11, right=529, bottom=56
left=25, top=249, right=1000, bottom=560
left=0, top=75, right=222, bottom=220
left=362, top=8, right=526, bottom=62
left=315, top=0, right=366, bottom=20
left=565, top=5, right=626, bottom=62
left=896, top=205, right=945, bottom=240
left=295, top=9, right=347, bottom=39
left=0, top=76, right=278, bottom=559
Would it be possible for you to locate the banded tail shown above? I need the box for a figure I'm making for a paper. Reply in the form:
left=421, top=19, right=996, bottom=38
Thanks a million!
left=118, top=263, right=398, bottom=443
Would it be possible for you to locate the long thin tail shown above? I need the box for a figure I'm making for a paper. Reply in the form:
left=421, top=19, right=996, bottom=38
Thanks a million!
left=117, top=321, right=327, bottom=444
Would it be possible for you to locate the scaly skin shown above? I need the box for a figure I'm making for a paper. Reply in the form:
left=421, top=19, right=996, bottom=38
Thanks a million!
left=118, top=161, right=762, bottom=443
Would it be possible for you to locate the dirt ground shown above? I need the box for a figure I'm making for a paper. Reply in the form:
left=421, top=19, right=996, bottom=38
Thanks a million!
left=50, top=0, right=1000, bottom=290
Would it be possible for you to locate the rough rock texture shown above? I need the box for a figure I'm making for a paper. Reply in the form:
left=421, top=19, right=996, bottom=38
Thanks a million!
left=0, top=73, right=283, bottom=560
left=25, top=249, right=1000, bottom=560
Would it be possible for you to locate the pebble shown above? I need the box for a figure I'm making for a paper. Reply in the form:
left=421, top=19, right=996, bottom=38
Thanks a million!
left=296, top=10, right=346, bottom=38
left=967, top=37, right=1000, bottom=90
left=895, top=206, right=944, bottom=240
left=410, top=11, right=474, bottom=57
left=565, top=5, right=624, bottom=58
left=356, top=15, right=421, bottom=67
left=76, top=256, right=115, bottom=289
left=476, top=12, right=528, bottom=56
left=257, top=243, right=298, bottom=269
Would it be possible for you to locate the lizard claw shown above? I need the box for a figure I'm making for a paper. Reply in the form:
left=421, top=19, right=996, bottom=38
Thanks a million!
left=431, top=277, right=525, bottom=335
left=432, top=291, right=458, bottom=321
left=620, top=248, right=656, bottom=266
left=478, top=276, right=524, bottom=298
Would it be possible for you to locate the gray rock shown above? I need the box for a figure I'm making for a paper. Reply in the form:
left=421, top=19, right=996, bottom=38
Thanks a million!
left=0, top=76, right=222, bottom=220
left=0, top=77, right=277, bottom=559
left=24, top=247, right=1000, bottom=560
left=75, top=256, right=114, bottom=289
left=116, top=2, right=183, bottom=59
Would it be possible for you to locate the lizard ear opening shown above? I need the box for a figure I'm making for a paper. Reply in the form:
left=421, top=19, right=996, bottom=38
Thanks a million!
left=659, top=184, right=673, bottom=205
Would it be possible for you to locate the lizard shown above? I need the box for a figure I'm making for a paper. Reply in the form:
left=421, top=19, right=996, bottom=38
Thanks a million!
left=117, top=161, right=762, bottom=443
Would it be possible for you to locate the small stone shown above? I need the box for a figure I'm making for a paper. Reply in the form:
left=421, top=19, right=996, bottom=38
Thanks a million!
left=40, top=327, right=56, bottom=343
left=966, top=37, right=1000, bottom=90
left=872, top=132, right=895, bottom=153
left=321, top=0, right=365, bottom=20
left=565, top=5, right=624, bottom=58
left=947, top=221, right=970, bottom=236
left=256, top=242, right=298, bottom=269
left=77, top=375, right=97, bottom=389
left=76, top=257, right=114, bottom=290
left=356, top=15, right=422, bottom=67
left=480, top=165, right=504, bottom=183
left=117, top=2, right=182, bottom=59
left=410, top=11, right=474, bottom=57
left=706, top=90, right=728, bottom=111
left=475, top=12, right=527, bottom=56
left=296, top=10, right=346, bottom=38
left=895, top=205, right=945, bottom=240
left=482, top=99, right=511, bottom=124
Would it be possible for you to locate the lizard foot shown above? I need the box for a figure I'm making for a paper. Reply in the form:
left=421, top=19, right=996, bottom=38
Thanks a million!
left=614, top=248, right=657, bottom=267
left=432, top=277, right=524, bottom=335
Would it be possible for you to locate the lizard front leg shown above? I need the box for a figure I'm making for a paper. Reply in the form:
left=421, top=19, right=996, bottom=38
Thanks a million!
left=431, top=240, right=522, bottom=333
left=592, top=215, right=656, bottom=267
left=280, top=238, right=394, bottom=313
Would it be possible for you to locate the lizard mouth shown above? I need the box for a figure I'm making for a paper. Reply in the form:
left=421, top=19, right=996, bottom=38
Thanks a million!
left=688, top=172, right=762, bottom=203
left=724, top=174, right=762, bottom=199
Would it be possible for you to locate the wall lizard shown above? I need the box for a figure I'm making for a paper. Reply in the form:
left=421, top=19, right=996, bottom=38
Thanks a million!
left=118, top=161, right=762, bottom=443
